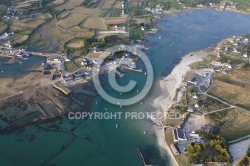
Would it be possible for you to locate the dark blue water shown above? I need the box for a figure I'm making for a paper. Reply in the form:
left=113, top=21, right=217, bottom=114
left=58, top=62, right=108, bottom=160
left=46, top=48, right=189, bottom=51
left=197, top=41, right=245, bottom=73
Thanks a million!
left=1, top=10, right=250, bottom=166
left=0, top=55, right=46, bottom=79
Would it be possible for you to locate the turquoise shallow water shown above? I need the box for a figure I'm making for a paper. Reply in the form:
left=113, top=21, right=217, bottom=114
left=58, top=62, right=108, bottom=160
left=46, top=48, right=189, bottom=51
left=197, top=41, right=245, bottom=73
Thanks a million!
left=1, top=10, right=250, bottom=166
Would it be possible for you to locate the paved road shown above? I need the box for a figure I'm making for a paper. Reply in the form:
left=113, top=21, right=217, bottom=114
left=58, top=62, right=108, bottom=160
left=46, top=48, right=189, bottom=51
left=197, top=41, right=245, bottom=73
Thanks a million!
left=229, top=134, right=250, bottom=144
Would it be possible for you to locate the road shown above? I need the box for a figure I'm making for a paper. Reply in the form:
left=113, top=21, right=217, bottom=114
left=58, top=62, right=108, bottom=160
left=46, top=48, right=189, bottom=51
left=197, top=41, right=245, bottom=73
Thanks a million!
left=229, top=135, right=250, bottom=144
left=124, top=0, right=131, bottom=36
left=203, top=106, right=235, bottom=115
left=98, top=30, right=128, bottom=34
left=198, top=90, right=249, bottom=115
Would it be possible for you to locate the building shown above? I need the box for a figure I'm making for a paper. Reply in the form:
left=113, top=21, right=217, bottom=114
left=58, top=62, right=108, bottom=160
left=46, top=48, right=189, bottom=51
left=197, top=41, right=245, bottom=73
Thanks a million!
left=194, top=103, right=199, bottom=108
left=62, top=75, right=73, bottom=83
left=173, top=128, right=187, bottom=142
left=187, top=106, right=194, bottom=112
left=188, top=77, right=199, bottom=85
left=190, top=131, right=199, bottom=138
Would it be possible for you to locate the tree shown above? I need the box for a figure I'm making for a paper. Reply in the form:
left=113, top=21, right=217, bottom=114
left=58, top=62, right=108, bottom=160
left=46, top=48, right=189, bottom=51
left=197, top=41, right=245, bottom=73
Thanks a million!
left=194, top=144, right=202, bottom=153
left=189, top=154, right=199, bottom=163
left=187, top=144, right=195, bottom=154
left=200, top=143, right=206, bottom=150
left=209, top=140, right=215, bottom=147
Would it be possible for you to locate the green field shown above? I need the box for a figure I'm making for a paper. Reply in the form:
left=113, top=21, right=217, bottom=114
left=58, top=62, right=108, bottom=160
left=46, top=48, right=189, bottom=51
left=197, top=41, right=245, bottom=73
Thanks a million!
left=99, top=9, right=109, bottom=17
left=111, top=9, right=121, bottom=17
left=64, top=61, right=80, bottom=72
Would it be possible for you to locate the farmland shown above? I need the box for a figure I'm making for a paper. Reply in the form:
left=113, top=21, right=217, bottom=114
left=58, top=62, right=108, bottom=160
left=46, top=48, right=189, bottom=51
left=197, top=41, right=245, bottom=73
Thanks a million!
left=66, top=39, right=85, bottom=48
left=64, top=60, right=80, bottom=72
left=0, top=0, right=129, bottom=54
left=99, top=8, right=122, bottom=17
left=101, top=0, right=116, bottom=8
left=80, top=17, right=107, bottom=30
left=54, top=0, right=83, bottom=11
left=57, top=13, right=88, bottom=29
left=206, top=108, right=250, bottom=141
left=57, top=10, right=71, bottom=19
left=208, top=70, right=250, bottom=110
left=0, top=22, right=8, bottom=35
left=84, top=0, right=106, bottom=8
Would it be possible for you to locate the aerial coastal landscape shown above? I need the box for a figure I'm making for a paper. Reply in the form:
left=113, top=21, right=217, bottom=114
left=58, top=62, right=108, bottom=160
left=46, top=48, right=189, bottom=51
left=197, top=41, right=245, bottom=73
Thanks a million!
left=2, top=0, right=250, bottom=166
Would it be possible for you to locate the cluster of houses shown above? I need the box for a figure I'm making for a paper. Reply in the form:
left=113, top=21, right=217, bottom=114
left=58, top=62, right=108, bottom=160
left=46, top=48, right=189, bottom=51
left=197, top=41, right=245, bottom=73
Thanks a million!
left=195, top=1, right=236, bottom=10
left=0, top=32, right=14, bottom=41
left=145, top=5, right=163, bottom=19
left=4, top=8, right=26, bottom=20
left=0, top=47, right=29, bottom=58
left=179, top=71, right=212, bottom=113
left=0, top=48, right=13, bottom=55
left=1, top=41, right=12, bottom=48
left=216, top=36, right=249, bottom=58
left=62, top=71, right=91, bottom=84
left=0, top=32, right=14, bottom=50
left=211, top=35, right=250, bottom=73
left=219, top=1, right=236, bottom=10
left=121, top=1, right=125, bottom=15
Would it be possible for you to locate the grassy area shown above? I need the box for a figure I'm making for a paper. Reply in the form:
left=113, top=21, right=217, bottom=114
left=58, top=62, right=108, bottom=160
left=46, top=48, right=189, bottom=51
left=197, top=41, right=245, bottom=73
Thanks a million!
left=164, top=113, right=183, bottom=127
left=111, top=9, right=121, bottom=17
left=233, top=0, right=250, bottom=11
left=64, top=61, right=80, bottom=73
left=99, top=9, right=109, bottom=17
left=205, top=108, right=250, bottom=141
left=189, top=60, right=211, bottom=69
left=209, top=70, right=250, bottom=109
left=198, top=95, right=229, bottom=113
left=129, top=29, right=143, bottom=41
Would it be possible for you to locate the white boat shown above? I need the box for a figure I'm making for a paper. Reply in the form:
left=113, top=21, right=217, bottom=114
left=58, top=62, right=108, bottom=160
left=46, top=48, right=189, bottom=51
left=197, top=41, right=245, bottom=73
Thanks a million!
left=116, top=124, right=118, bottom=128
left=1, top=70, right=3, bottom=73
left=144, top=131, right=146, bottom=134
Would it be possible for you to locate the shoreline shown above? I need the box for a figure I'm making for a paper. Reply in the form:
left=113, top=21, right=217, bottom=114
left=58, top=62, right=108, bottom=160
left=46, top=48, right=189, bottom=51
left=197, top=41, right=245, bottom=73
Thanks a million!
left=151, top=50, right=209, bottom=166
left=162, top=6, right=250, bottom=16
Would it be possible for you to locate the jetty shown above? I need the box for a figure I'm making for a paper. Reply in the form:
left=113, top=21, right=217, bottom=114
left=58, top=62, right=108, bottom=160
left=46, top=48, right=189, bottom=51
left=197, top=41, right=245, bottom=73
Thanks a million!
left=53, top=82, right=71, bottom=95
left=137, top=148, right=147, bottom=166
left=121, top=65, right=143, bottom=72
left=115, top=70, right=124, bottom=77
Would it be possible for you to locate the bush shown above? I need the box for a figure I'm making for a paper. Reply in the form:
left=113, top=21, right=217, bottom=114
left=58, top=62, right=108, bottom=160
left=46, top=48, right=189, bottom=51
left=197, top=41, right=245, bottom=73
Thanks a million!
left=129, top=29, right=143, bottom=41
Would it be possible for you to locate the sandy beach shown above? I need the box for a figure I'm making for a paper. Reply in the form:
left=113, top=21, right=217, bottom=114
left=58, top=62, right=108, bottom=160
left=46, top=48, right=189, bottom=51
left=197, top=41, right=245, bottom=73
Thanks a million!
left=149, top=50, right=209, bottom=166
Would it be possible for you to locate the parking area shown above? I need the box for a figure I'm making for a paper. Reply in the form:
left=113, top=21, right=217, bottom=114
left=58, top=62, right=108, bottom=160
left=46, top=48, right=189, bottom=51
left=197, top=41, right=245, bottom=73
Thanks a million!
left=229, top=138, right=250, bottom=164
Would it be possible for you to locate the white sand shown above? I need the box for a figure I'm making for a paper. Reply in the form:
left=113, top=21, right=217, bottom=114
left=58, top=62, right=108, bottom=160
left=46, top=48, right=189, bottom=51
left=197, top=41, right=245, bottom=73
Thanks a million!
left=149, top=50, right=209, bottom=166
